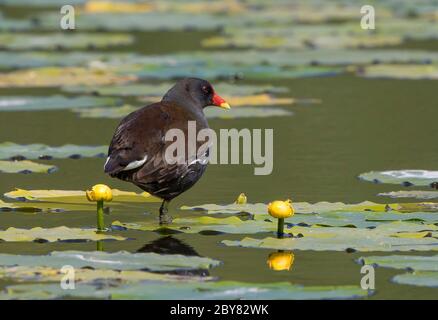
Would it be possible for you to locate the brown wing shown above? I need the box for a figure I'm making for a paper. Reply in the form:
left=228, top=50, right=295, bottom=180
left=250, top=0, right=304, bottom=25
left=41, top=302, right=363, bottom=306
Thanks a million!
left=104, top=102, right=208, bottom=188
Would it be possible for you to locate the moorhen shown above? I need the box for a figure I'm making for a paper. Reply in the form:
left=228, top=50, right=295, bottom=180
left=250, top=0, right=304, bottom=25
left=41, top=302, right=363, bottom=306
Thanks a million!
left=104, top=78, right=230, bottom=224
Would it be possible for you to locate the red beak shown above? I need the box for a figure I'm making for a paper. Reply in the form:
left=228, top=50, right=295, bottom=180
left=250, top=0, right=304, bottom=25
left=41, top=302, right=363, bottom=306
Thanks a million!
left=212, top=93, right=231, bottom=109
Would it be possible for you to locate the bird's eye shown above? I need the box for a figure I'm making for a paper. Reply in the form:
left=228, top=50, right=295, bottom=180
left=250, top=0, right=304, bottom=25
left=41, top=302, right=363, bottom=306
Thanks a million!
left=202, top=85, right=211, bottom=94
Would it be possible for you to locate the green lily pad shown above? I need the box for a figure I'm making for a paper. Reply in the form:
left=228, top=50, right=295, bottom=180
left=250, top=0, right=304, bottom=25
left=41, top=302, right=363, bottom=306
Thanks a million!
left=0, top=281, right=369, bottom=300
left=0, top=160, right=57, bottom=174
left=0, top=266, right=211, bottom=283
left=6, top=49, right=437, bottom=72
left=0, top=95, right=121, bottom=112
left=222, top=222, right=438, bottom=252
left=113, top=204, right=438, bottom=235
left=112, top=216, right=276, bottom=235
left=359, top=170, right=438, bottom=186
left=359, top=254, right=438, bottom=288
left=121, top=63, right=343, bottom=80
left=0, top=142, right=107, bottom=160
left=205, top=107, right=293, bottom=119
left=34, top=12, right=226, bottom=31
left=0, top=250, right=220, bottom=271
left=360, top=254, right=438, bottom=271
left=64, top=82, right=290, bottom=97
left=0, top=0, right=85, bottom=6
left=181, top=201, right=438, bottom=215
left=379, top=191, right=438, bottom=200
left=0, top=227, right=126, bottom=242
left=75, top=105, right=293, bottom=120
left=4, top=188, right=160, bottom=203
left=392, top=272, right=438, bottom=287
left=0, top=33, right=134, bottom=50
left=0, top=67, right=136, bottom=87
left=358, top=64, right=438, bottom=80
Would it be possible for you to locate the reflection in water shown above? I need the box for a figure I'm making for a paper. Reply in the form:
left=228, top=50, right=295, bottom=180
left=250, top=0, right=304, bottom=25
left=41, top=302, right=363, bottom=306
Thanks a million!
left=96, top=240, right=104, bottom=251
left=137, top=236, right=210, bottom=277
left=267, top=251, right=294, bottom=271
left=137, top=236, right=199, bottom=256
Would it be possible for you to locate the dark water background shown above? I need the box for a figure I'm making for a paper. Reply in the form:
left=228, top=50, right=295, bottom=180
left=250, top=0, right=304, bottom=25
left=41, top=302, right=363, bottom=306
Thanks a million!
left=0, top=18, right=438, bottom=298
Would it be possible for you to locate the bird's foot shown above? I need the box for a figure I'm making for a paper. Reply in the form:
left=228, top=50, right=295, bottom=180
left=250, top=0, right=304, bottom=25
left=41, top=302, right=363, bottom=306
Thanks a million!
left=159, top=213, right=173, bottom=225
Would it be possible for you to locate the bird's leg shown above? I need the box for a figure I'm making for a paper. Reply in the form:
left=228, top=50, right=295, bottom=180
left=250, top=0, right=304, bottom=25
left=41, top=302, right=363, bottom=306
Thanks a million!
left=159, top=200, right=173, bottom=225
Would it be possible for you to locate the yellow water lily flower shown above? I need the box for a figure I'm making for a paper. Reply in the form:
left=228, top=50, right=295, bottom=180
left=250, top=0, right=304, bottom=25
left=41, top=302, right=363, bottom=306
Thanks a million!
left=268, top=199, right=294, bottom=219
left=86, top=184, right=113, bottom=202
left=235, top=193, right=247, bottom=205
left=267, top=251, right=294, bottom=271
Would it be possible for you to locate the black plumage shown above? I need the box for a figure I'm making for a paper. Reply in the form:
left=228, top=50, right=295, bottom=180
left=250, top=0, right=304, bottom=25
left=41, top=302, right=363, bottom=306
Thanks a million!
left=104, top=78, right=230, bottom=223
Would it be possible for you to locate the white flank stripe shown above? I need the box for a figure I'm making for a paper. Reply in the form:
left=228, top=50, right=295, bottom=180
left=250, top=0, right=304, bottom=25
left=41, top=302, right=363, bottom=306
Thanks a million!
left=122, top=155, right=148, bottom=171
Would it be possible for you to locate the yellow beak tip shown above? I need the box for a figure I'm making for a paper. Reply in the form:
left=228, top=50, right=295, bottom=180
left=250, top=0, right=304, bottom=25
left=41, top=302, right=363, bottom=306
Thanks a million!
left=220, top=102, right=231, bottom=109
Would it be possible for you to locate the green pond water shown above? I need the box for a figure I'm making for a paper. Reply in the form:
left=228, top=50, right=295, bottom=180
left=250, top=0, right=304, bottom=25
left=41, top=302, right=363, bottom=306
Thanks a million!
left=1, top=13, right=438, bottom=298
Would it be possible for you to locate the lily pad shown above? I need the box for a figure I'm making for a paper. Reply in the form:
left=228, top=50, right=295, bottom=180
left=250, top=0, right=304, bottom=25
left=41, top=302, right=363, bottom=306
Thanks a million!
left=0, top=67, right=135, bottom=88
left=378, top=191, right=438, bottom=200
left=0, top=160, right=57, bottom=174
left=0, top=266, right=211, bottom=283
left=0, top=227, right=126, bottom=242
left=4, top=188, right=160, bottom=203
left=76, top=105, right=293, bottom=120
left=0, top=142, right=107, bottom=160
left=181, top=201, right=438, bottom=215
left=358, top=64, right=438, bottom=80
left=0, top=250, right=220, bottom=271
left=111, top=216, right=276, bottom=235
left=0, top=33, right=134, bottom=50
left=0, top=281, right=369, bottom=300
left=64, top=82, right=290, bottom=97
left=222, top=222, right=438, bottom=252
left=360, top=254, right=438, bottom=271
left=204, top=107, right=293, bottom=119
left=359, top=254, right=438, bottom=288
left=34, top=12, right=226, bottom=31
left=359, top=170, right=438, bottom=186
left=0, top=95, right=121, bottom=112
left=392, top=272, right=438, bottom=287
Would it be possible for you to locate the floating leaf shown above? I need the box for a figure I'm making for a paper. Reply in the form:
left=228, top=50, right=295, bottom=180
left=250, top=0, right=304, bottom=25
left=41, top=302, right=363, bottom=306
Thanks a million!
left=111, top=216, right=276, bottom=235
left=392, top=271, right=438, bottom=287
left=64, top=82, right=290, bottom=97
left=358, top=64, right=438, bottom=80
left=34, top=12, right=226, bottom=31
left=379, top=191, right=438, bottom=200
left=0, top=250, right=220, bottom=271
left=0, top=142, right=107, bottom=160
left=222, top=222, right=438, bottom=252
left=4, top=188, right=160, bottom=203
left=181, top=201, right=438, bottom=215
left=359, top=254, right=438, bottom=288
left=202, top=33, right=402, bottom=50
left=0, top=0, right=86, bottom=6
left=113, top=204, right=438, bottom=235
left=0, top=33, right=134, bottom=50
left=359, top=170, right=438, bottom=186
left=0, top=160, right=56, bottom=174
left=360, top=254, right=438, bottom=271
left=204, top=107, right=293, bottom=119
left=75, top=105, right=293, bottom=120
left=0, top=281, right=369, bottom=300
left=0, top=266, right=211, bottom=283
left=0, top=227, right=126, bottom=242
left=0, top=67, right=135, bottom=88
left=75, top=104, right=138, bottom=119
left=0, top=95, right=121, bottom=112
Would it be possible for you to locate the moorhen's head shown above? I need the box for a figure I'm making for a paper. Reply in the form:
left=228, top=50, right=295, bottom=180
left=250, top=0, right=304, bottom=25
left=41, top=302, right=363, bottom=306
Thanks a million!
left=162, top=77, right=230, bottom=111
